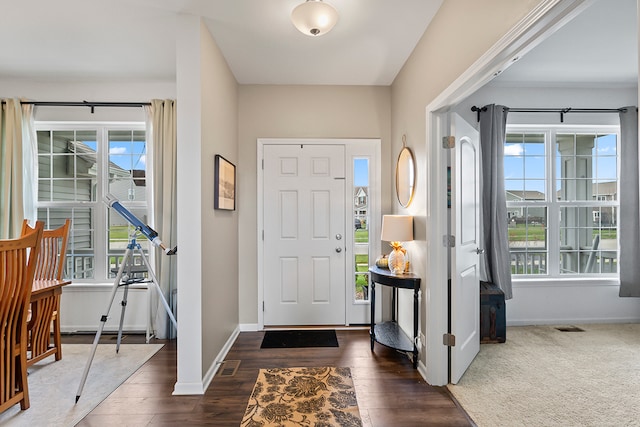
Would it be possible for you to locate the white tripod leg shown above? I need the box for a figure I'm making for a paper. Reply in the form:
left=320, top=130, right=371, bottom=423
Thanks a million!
left=75, top=247, right=132, bottom=403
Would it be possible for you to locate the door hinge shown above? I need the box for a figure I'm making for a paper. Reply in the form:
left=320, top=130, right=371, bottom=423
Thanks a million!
left=262, top=301, right=265, bottom=312
left=262, top=230, right=264, bottom=241
left=262, top=159, right=264, bottom=169
left=443, top=333, right=456, bottom=347
left=442, top=136, right=455, bottom=149
left=443, top=235, right=455, bottom=247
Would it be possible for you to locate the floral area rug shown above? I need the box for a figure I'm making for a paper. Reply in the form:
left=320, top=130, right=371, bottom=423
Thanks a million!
left=241, top=367, right=362, bottom=427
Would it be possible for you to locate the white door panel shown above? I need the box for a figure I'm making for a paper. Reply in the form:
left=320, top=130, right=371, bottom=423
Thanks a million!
left=263, top=144, right=346, bottom=325
left=450, top=113, right=481, bottom=384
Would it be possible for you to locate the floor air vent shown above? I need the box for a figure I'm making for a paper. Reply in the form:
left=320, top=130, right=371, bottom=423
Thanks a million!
left=555, top=326, right=585, bottom=332
left=218, top=360, right=241, bottom=377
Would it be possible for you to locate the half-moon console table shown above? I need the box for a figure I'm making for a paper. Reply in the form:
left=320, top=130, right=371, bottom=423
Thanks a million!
left=369, top=266, right=421, bottom=369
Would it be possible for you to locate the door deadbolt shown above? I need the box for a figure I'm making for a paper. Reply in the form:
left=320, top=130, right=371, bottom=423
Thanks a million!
left=335, top=247, right=342, bottom=253
left=336, top=234, right=342, bottom=240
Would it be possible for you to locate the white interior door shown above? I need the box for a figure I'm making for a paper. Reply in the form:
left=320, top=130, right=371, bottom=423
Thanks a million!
left=263, top=144, right=346, bottom=325
left=450, top=113, right=481, bottom=384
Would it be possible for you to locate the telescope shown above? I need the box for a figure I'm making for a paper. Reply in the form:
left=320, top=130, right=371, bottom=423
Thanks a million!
left=77, top=194, right=178, bottom=403
left=105, top=193, right=176, bottom=255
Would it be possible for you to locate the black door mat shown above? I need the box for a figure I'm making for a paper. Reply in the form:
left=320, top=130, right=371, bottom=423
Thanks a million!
left=260, top=330, right=339, bottom=348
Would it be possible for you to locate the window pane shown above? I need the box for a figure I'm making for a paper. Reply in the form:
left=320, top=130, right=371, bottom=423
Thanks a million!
left=38, top=130, right=98, bottom=203
left=108, top=130, right=148, bottom=202
left=108, top=207, right=150, bottom=279
left=557, top=133, right=617, bottom=202
left=504, top=133, right=546, bottom=199
left=508, top=207, right=547, bottom=275
left=38, top=207, right=94, bottom=280
left=559, top=206, right=617, bottom=274
left=507, top=126, right=618, bottom=278
left=594, top=134, right=618, bottom=183
left=36, top=125, right=146, bottom=283
left=524, top=157, right=545, bottom=180
left=353, top=158, right=369, bottom=301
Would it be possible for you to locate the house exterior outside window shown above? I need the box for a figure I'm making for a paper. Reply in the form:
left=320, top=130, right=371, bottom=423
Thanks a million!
left=505, top=125, right=619, bottom=277
left=353, top=163, right=370, bottom=301
left=36, top=123, right=148, bottom=282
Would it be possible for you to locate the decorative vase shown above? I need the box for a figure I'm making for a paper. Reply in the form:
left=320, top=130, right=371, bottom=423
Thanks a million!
left=375, top=254, right=389, bottom=269
left=387, top=248, right=405, bottom=275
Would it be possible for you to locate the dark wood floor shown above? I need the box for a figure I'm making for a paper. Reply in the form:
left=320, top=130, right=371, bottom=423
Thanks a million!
left=73, top=329, right=474, bottom=426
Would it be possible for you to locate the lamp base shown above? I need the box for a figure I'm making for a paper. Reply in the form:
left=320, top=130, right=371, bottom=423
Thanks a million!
left=388, top=248, right=406, bottom=275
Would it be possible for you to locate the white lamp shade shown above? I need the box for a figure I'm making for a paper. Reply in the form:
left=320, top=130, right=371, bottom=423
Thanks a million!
left=381, top=215, right=414, bottom=242
left=291, top=0, right=338, bottom=36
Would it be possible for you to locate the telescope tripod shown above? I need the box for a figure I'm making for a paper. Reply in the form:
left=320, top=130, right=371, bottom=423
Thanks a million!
left=75, top=236, right=177, bottom=403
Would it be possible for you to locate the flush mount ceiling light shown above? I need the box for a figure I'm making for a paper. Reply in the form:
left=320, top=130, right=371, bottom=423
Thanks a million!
left=291, top=0, right=338, bottom=37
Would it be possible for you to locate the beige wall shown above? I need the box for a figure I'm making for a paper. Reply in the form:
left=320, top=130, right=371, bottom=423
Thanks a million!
left=175, top=15, right=239, bottom=392
left=390, top=0, right=542, bottom=369
left=199, top=22, right=239, bottom=371
left=237, top=85, right=392, bottom=324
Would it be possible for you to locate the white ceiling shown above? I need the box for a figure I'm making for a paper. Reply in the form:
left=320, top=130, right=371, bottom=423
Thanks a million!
left=0, top=0, right=441, bottom=86
left=0, top=0, right=636, bottom=87
left=494, top=0, right=637, bottom=86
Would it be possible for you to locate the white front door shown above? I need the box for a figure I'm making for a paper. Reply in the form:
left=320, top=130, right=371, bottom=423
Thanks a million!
left=450, top=113, right=481, bottom=384
left=263, top=144, right=346, bottom=325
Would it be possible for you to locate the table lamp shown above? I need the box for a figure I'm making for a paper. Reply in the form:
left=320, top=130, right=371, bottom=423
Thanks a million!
left=381, top=215, right=414, bottom=274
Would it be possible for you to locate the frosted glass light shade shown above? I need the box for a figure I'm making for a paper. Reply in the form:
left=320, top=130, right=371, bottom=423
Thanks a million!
left=291, top=0, right=338, bottom=36
left=381, top=215, right=414, bottom=243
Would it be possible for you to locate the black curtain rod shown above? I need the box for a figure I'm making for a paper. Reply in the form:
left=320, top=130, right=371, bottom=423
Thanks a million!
left=1, top=100, right=151, bottom=114
left=470, top=105, right=628, bottom=123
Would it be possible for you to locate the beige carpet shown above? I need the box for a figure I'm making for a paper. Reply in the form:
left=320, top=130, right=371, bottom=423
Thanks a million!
left=448, top=324, right=640, bottom=427
left=241, top=367, right=362, bottom=426
left=0, top=343, right=163, bottom=427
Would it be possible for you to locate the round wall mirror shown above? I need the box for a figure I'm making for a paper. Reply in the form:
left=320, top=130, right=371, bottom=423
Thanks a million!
left=396, top=138, right=416, bottom=207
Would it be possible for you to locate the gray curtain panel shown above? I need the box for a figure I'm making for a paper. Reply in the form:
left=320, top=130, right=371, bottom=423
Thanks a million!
left=618, top=106, right=640, bottom=297
left=479, top=104, right=513, bottom=299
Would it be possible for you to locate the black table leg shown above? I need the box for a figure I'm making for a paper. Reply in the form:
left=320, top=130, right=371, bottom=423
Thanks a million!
left=370, top=281, right=376, bottom=350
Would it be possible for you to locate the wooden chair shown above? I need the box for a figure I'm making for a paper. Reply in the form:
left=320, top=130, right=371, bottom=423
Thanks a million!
left=21, top=219, right=70, bottom=366
left=0, top=221, right=43, bottom=413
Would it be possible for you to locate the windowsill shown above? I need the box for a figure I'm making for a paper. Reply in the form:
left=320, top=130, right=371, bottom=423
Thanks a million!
left=512, top=276, right=619, bottom=288
left=63, top=282, right=149, bottom=290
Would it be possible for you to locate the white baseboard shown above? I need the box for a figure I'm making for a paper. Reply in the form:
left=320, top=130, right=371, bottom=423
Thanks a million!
left=417, top=359, right=429, bottom=384
left=239, top=323, right=259, bottom=332
left=172, top=326, right=240, bottom=395
left=172, top=382, right=205, bottom=395
left=507, top=316, right=640, bottom=327
left=201, top=326, right=241, bottom=392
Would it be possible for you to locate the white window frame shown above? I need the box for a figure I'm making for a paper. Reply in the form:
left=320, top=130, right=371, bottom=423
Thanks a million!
left=35, top=121, right=147, bottom=283
left=506, top=124, right=620, bottom=278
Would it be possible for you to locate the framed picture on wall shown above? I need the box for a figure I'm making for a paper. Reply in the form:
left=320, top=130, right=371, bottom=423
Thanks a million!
left=214, top=154, right=236, bottom=210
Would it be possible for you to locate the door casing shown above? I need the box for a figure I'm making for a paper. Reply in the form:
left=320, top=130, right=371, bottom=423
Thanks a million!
left=422, top=0, right=592, bottom=386
left=257, top=138, right=382, bottom=329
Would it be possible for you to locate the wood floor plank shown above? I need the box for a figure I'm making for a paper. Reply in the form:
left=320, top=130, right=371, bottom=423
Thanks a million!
left=74, top=329, right=473, bottom=426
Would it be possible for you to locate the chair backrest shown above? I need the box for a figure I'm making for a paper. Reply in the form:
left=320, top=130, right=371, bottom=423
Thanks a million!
left=0, top=222, right=43, bottom=408
left=585, top=234, right=601, bottom=273
left=21, top=219, right=71, bottom=281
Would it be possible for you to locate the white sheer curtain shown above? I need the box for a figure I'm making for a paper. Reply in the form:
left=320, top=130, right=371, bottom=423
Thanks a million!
left=145, top=99, right=177, bottom=338
left=0, top=99, right=36, bottom=239
left=618, top=106, right=640, bottom=297
left=21, top=103, right=37, bottom=225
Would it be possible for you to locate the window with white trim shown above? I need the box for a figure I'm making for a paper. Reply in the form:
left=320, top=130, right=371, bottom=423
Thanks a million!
left=36, top=123, right=148, bottom=282
left=505, top=125, right=619, bottom=277
left=353, top=158, right=370, bottom=301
